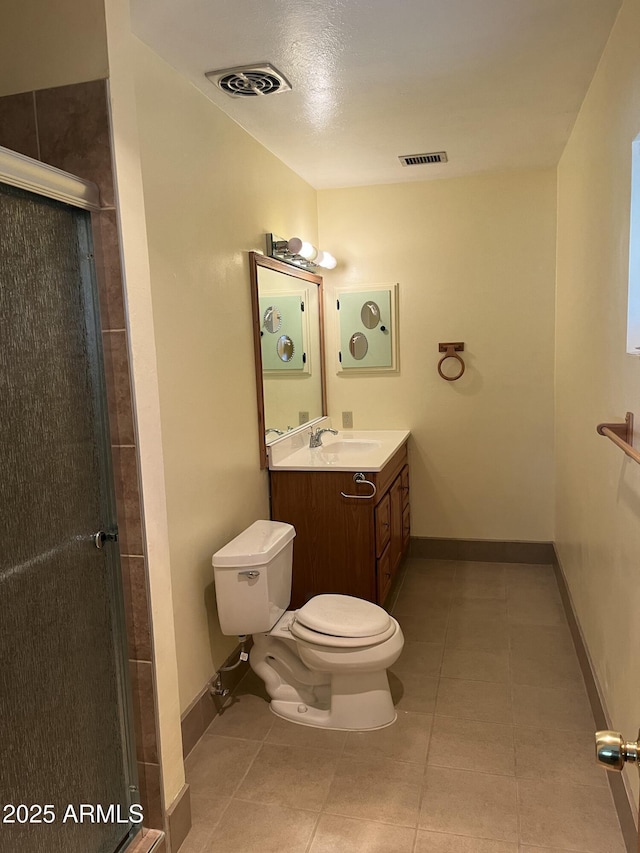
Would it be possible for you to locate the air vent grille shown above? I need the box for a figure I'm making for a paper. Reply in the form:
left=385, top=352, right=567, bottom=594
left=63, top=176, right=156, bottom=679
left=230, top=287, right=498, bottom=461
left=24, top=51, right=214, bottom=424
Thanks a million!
left=399, top=151, right=448, bottom=167
left=205, top=64, right=292, bottom=98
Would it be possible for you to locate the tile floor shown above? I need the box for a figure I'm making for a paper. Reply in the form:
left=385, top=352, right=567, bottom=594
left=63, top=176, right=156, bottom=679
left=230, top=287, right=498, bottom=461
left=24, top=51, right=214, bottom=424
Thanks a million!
left=179, top=559, right=628, bottom=853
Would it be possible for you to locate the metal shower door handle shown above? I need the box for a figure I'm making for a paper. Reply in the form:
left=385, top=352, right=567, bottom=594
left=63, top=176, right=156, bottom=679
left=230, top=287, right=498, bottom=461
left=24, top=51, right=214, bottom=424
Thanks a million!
left=94, top=530, right=118, bottom=549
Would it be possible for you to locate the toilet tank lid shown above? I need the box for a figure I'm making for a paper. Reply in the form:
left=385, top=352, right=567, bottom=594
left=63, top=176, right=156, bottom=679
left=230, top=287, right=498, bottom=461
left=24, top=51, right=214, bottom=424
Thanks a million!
left=212, top=520, right=295, bottom=568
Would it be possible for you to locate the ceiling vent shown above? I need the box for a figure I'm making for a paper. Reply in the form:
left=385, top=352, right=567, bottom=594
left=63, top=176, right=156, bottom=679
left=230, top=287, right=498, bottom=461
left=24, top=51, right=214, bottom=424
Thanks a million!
left=205, top=63, right=292, bottom=98
left=399, top=151, right=448, bottom=167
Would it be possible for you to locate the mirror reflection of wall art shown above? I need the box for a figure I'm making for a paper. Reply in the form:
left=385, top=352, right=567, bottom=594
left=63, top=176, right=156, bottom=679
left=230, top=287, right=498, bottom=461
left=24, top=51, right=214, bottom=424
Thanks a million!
left=259, top=292, right=309, bottom=372
left=336, top=283, right=399, bottom=372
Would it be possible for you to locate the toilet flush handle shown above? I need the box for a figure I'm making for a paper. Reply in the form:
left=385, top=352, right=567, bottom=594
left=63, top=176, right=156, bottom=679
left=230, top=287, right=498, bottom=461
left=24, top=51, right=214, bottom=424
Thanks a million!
left=239, top=570, right=260, bottom=579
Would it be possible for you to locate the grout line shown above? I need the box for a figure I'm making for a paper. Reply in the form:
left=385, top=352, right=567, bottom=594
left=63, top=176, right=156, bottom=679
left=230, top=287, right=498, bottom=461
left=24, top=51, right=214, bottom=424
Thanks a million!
left=302, top=727, right=348, bottom=853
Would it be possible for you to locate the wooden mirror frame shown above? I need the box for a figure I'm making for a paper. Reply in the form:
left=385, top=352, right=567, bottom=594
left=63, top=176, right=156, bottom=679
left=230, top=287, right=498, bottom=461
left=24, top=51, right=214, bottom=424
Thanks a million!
left=249, top=252, right=327, bottom=469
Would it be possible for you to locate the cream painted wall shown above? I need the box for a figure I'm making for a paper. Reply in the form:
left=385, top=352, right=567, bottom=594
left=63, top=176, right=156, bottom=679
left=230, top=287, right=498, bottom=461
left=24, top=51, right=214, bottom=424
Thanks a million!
left=556, top=0, right=640, bottom=808
left=131, top=39, right=318, bottom=712
left=0, top=0, right=108, bottom=96
left=104, top=0, right=185, bottom=809
left=318, top=172, right=557, bottom=542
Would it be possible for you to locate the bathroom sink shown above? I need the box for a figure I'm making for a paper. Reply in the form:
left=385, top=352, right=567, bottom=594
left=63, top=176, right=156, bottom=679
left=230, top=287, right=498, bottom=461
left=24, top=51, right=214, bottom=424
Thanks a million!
left=268, top=429, right=410, bottom=472
left=322, top=439, right=381, bottom=454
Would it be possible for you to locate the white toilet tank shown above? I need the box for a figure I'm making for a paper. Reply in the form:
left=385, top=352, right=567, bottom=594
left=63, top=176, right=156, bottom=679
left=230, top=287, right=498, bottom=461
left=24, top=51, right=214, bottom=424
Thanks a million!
left=212, top=520, right=295, bottom=636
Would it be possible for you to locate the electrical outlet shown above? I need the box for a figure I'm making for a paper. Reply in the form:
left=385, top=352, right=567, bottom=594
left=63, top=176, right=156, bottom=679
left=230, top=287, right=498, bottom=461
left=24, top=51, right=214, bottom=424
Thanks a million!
left=342, top=411, right=353, bottom=428
left=299, top=411, right=310, bottom=425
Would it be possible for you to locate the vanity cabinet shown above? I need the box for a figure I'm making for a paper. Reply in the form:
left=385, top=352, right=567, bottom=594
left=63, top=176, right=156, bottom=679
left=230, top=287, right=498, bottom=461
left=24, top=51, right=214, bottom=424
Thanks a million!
left=270, top=443, right=410, bottom=608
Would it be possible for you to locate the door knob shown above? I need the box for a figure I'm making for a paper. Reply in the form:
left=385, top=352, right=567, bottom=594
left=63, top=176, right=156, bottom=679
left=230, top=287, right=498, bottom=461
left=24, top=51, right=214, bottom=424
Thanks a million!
left=595, top=730, right=640, bottom=771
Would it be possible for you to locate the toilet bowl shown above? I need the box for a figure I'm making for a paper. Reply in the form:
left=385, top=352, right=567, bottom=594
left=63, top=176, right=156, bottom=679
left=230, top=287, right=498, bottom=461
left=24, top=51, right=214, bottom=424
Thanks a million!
left=212, top=520, right=404, bottom=730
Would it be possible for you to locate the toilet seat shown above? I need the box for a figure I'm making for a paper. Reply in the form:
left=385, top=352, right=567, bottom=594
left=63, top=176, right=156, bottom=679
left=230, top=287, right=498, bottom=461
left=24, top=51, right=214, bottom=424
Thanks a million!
left=290, top=594, right=395, bottom=648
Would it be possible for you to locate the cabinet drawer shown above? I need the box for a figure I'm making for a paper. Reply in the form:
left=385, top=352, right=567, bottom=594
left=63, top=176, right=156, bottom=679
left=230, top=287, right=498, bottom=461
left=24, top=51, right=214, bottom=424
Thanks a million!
left=401, top=464, right=410, bottom=508
left=377, top=543, right=393, bottom=605
left=375, top=493, right=391, bottom=557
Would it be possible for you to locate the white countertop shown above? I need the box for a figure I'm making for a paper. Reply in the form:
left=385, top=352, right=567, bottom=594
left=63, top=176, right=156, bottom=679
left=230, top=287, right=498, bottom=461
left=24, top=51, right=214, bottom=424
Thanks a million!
left=268, top=428, right=410, bottom=472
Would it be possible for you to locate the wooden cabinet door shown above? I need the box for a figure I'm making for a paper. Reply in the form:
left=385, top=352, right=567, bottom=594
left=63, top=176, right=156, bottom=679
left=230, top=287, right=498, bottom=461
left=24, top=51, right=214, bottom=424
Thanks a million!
left=389, top=474, right=404, bottom=577
left=375, top=493, right=391, bottom=557
left=377, top=542, right=393, bottom=605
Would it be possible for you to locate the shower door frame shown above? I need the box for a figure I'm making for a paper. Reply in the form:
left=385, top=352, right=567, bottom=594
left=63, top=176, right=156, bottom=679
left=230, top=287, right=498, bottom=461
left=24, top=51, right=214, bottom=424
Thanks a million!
left=0, top=144, right=141, bottom=852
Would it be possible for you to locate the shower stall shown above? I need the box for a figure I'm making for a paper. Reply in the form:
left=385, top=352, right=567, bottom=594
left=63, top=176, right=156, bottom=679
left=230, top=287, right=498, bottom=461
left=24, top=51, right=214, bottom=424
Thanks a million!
left=0, top=150, right=139, bottom=853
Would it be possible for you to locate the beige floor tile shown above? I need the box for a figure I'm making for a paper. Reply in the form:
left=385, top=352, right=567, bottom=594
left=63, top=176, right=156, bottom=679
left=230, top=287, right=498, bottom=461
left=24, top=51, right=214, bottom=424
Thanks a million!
left=428, top=716, right=515, bottom=776
left=344, top=710, right=432, bottom=764
left=206, top=691, right=274, bottom=741
left=448, top=596, right=508, bottom=619
left=204, top=799, right=317, bottom=853
left=436, top=678, right=512, bottom=724
left=392, top=601, right=449, bottom=643
left=185, top=735, right=260, bottom=797
left=235, top=742, right=339, bottom=811
left=389, top=671, right=439, bottom=714
left=520, top=848, right=592, bottom=852
left=515, top=726, right=608, bottom=787
left=400, top=571, right=455, bottom=597
left=309, top=814, right=415, bottom=853
left=504, top=561, right=555, bottom=574
left=265, top=716, right=347, bottom=752
left=512, top=684, right=594, bottom=731
left=455, top=562, right=506, bottom=580
left=510, top=649, right=584, bottom=690
left=419, top=767, right=518, bottom=841
left=415, top=831, right=518, bottom=851
left=441, top=647, right=510, bottom=683
left=390, top=641, right=444, bottom=677
left=508, top=584, right=562, bottom=607
left=518, top=779, right=625, bottom=852
left=445, top=615, right=510, bottom=653
left=508, top=623, right=576, bottom=659
left=454, top=576, right=507, bottom=600
left=324, top=755, right=423, bottom=826
left=507, top=596, right=567, bottom=627
left=183, top=795, right=230, bottom=850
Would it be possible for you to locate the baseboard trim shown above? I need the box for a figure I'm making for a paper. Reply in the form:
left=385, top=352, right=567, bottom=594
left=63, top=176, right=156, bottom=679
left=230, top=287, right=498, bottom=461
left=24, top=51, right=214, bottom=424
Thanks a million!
left=409, top=536, right=555, bottom=564
left=181, top=640, right=252, bottom=760
left=126, top=828, right=165, bottom=853
left=165, top=784, right=191, bottom=853
left=552, top=546, right=638, bottom=853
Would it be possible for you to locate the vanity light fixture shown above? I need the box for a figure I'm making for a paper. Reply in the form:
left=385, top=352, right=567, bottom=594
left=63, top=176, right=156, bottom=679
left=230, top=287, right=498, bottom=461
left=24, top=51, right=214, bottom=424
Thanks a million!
left=266, top=233, right=337, bottom=271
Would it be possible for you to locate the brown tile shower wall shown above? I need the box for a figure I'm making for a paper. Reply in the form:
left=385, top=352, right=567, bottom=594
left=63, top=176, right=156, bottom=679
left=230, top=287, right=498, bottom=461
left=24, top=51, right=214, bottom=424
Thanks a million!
left=0, top=81, right=165, bottom=835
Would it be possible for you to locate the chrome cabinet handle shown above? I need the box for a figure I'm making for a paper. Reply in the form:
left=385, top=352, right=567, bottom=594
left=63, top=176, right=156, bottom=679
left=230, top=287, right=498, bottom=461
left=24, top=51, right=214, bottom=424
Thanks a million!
left=341, top=472, right=377, bottom=500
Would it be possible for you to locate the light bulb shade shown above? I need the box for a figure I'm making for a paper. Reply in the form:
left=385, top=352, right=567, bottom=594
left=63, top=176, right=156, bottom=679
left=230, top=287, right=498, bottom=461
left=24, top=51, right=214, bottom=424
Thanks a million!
left=287, top=237, right=317, bottom=261
left=317, top=251, right=337, bottom=269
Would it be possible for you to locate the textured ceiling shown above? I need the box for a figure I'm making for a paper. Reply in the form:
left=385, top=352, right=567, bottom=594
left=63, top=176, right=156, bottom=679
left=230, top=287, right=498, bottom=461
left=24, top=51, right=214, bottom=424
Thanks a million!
left=131, top=0, right=621, bottom=189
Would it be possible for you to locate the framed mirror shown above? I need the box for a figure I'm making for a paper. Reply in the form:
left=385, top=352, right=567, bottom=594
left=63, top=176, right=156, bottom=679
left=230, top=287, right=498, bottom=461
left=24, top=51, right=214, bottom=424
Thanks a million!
left=249, top=252, right=327, bottom=468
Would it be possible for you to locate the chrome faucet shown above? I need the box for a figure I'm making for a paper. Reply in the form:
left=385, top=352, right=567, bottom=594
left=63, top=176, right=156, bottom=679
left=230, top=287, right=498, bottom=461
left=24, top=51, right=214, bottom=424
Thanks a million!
left=265, top=428, right=284, bottom=438
left=309, top=427, right=338, bottom=448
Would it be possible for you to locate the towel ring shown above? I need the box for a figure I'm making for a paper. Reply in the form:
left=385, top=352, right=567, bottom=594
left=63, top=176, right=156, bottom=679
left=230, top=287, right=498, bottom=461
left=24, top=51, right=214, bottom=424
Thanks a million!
left=437, top=342, right=465, bottom=382
left=340, top=472, right=377, bottom=500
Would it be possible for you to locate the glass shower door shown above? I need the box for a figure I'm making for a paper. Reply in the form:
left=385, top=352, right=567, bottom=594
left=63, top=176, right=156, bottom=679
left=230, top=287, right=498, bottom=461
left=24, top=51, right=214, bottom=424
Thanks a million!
left=0, top=183, right=137, bottom=853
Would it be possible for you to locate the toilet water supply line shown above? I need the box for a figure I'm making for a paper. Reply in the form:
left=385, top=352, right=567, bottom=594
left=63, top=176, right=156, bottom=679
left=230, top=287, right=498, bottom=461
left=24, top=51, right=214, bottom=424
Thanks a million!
left=210, top=635, right=248, bottom=697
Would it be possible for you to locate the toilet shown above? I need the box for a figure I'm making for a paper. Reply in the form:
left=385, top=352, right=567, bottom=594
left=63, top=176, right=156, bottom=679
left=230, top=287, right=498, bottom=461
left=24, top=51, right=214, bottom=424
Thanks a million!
left=212, top=519, right=404, bottom=730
